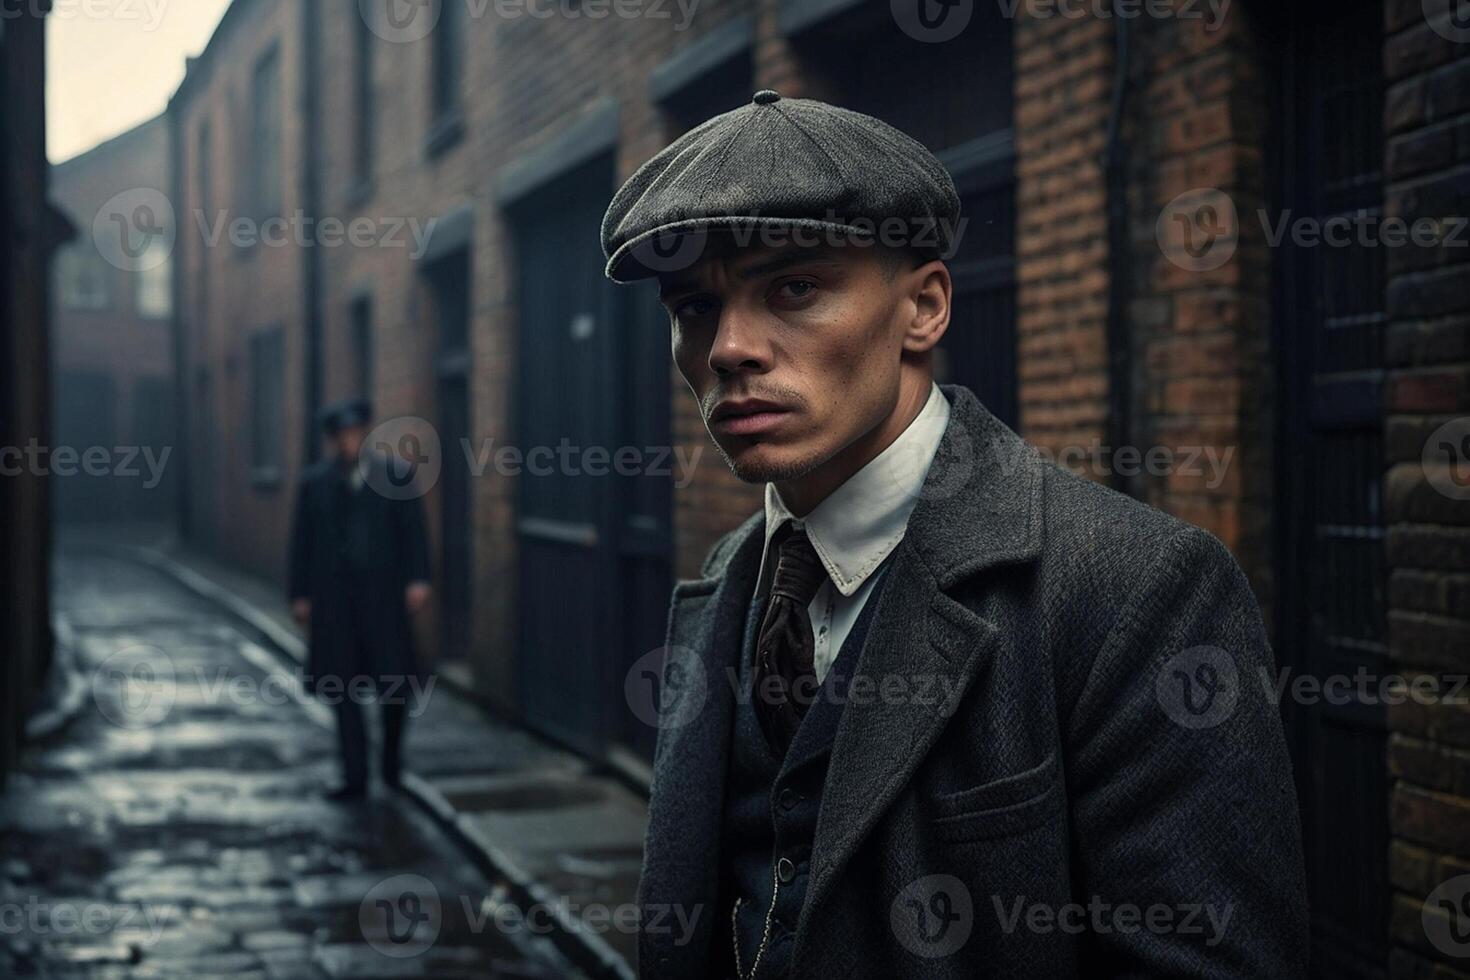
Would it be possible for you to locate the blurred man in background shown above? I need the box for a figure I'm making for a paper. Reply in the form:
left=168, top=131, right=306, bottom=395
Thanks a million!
left=288, top=398, right=432, bottom=802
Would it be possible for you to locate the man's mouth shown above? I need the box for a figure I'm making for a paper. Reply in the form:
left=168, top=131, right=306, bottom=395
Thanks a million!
left=708, top=398, right=794, bottom=437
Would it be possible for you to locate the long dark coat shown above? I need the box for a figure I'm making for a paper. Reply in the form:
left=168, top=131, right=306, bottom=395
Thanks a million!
left=637, top=385, right=1308, bottom=979
left=287, top=455, right=431, bottom=694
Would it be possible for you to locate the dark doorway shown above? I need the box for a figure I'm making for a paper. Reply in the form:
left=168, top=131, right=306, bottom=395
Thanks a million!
left=53, top=371, right=117, bottom=523
left=1273, top=2, right=1387, bottom=976
left=425, top=249, right=473, bottom=661
left=510, top=155, right=673, bottom=763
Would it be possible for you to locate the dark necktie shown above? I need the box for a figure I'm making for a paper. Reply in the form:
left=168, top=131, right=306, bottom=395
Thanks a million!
left=752, top=527, right=828, bottom=757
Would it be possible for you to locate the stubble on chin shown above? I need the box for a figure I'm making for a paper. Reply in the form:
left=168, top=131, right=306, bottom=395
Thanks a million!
left=714, top=437, right=827, bottom=486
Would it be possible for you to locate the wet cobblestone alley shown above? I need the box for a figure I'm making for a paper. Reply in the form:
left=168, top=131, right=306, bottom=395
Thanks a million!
left=0, top=552, right=583, bottom=979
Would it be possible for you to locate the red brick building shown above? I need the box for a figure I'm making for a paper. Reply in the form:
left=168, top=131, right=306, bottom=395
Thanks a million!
left=168, top=1, right=1469, bottom=974
left=50, top=115, right=177, bottom=525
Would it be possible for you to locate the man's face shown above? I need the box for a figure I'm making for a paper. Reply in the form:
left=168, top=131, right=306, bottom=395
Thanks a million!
left=658, top=241, right=915, bottom=485
left=332, top=424, right=367, bottom=464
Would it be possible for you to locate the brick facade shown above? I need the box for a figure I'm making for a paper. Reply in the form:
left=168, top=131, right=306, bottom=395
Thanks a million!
left=1382, top=1, right=1470, bottom=976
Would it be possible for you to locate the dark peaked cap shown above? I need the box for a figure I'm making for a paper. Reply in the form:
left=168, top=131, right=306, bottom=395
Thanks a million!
left=600, top=90, right=961, bottom=283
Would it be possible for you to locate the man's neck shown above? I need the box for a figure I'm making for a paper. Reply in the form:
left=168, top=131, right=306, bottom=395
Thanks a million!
left=775, top=375, right=933, bottom=517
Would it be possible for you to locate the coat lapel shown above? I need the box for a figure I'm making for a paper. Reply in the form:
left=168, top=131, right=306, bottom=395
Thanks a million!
left=638, top=514, right=763, bottom=979
left=800, top=385, right=1048, bottom=928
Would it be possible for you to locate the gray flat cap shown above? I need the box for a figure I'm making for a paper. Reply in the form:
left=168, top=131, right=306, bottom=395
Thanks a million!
left=600, top=90, right=961, bottom=283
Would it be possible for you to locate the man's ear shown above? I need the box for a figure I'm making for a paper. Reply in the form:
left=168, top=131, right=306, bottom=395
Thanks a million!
left=902, top=259, right=951, bottom=354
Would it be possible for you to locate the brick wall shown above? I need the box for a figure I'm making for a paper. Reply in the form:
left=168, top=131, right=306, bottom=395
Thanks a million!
left=1013, top=11, right=1113, bottom=467
left=1382, top=0, right=1470, bottom=975
left=172, top=0, right=308, bottom=582
left=1128, top=7, right=1275, bottom=594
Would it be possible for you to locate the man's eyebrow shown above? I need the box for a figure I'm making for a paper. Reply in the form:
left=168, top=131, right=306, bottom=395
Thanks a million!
left=735, top=250, right=840, bottom=281
left=659, top=250, right=841, bottom=301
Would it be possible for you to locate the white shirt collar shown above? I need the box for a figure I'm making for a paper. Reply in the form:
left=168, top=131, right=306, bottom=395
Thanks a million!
left=759, top=382, right=951, bottom=597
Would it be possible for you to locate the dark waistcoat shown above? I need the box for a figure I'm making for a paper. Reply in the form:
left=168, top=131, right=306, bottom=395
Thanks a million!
left=719, top=566, right=892, bottom=979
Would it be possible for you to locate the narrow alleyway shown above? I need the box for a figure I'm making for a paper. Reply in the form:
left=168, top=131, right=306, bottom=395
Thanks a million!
left=0, top=552, right=583, bottom=979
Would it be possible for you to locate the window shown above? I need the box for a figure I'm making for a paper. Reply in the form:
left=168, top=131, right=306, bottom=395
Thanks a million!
left=351, top=295, right=374, bottom=398
left=136, top=242, right=172, bottom=318
left=354, top=10, right=375, bottom=184
left=251, top=49, right=283, bottom=221
left=249, top=328, right=285, bottom=483
left=56, top=245, right=111, bottom=311
left=431, top=0, right=464, bottom=120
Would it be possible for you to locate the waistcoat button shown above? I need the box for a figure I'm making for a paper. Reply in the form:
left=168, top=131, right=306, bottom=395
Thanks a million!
left=776, top=857, right=796, bottom=884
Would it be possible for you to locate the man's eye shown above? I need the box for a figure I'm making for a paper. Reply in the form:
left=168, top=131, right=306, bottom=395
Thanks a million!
left=674, top=297, right=716, bottom=319
left=775, top=279, right=816, bottom=300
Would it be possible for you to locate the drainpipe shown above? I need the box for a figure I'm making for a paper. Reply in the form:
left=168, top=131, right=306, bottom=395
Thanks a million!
left=299, top=0, right=324, bottom=465
left=1102, top=17, right=1134, bottom=496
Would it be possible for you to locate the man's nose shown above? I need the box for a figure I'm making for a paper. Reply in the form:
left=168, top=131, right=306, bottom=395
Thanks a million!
left=708, top=306, right=771, bottom=377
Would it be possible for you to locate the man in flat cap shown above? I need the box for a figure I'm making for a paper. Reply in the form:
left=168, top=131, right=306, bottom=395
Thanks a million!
left=603, top=92, right=1307, bottom=978
left=288, top=398, right=432, bottom=801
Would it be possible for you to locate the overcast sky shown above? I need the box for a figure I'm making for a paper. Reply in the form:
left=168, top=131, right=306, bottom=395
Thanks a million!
left=47, top=0, right=234, bottom=163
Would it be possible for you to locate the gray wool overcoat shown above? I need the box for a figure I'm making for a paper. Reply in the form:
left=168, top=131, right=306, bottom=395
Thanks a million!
left=636, top=384, right=1308, bottom=979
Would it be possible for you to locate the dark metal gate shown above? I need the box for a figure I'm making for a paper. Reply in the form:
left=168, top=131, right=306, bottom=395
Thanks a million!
left=512, top=155, right=673, bottom=763
left=1274, top=2, right=1388, bottom=976
left=426, top=248, right=473, bottom=662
